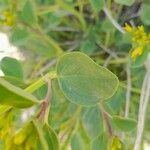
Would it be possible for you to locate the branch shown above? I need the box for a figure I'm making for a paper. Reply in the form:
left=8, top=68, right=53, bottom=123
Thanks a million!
left=125, top=64, right=132, bottom=118
left=36, top=79, right=52, bottom=123
left=103, top=7, right=125, bottom=34
left=134, top=54, right=150, bottom=150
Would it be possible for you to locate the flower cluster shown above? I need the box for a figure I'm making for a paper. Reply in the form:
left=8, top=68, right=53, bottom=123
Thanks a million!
left=124, top=23, right=150, bottom=60
left=110, top=136, right=123, bottom=150
left=0, top=10, right=15, bottom=26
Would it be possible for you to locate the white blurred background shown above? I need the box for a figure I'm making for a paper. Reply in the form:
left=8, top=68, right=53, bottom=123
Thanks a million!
left=0, top=32, right=21, bottom=76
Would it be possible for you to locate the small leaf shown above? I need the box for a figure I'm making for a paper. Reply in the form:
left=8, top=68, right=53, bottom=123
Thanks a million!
left=57, top=52, right=119, bottom=106
left=91, top=132, right=108, bottom=150
left=33, top=120, right=59, bottom=150
left=82, top=106, right=103, bottom=139
left=112, top=116, right=137, bottom=132
left=43, top=124, right=59, bottom=150
left=1, top=57, right=24, bottom=80
left=2, top=76, right=26, bottom=88
left=80, top=38, right=97, bottom=55
left=141, top=4, right=150, bottom=25
left=0, top=105, right=12, bottom=115
left=14, top=121, right=34, bottom=145
left=114, top=0, right=135, bottom=6
left=21, top=0, right=37, bottom=26
left=71, top=132, right=85, bottom=150
left=80, top=29, right=97, bottom=55
left=10, top=28, right=29, bottom=46
left=106, top=88, right=126, bottom=113
left=90, top=0, right=104, bottom=12
left=0, top=78, right=39, bottom=108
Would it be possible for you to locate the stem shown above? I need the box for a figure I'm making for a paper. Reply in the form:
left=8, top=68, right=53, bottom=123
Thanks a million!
left=37, top=5, right=59, bottom=15
left=21, top=21, right=64, bottom=55
left=37, top=79, right=52, bottom=123
left=103, top=111, right=113, bottom=137
left=25, top=71, right=57, bottom=93
left=125, top=64, right=132, bottom=118
left=60, top=107, right=81, bottom=141
left=134, top=73, right=150, bottom=150
left=100, top=103, right=113, bottom=137
left=58, top=1, right=86, bottom=31
left=37, top=26, right=64, bottom=55
left=119, top=83, right=141, bottom=95
left=122, top=64, right=132, bottom=139
left=134, top=52, right=150, bottom=150
left=103, top=6, right=125, bottom=34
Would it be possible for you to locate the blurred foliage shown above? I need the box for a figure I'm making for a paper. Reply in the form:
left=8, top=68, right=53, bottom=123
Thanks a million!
left=0, top=0, right=150, bottom=149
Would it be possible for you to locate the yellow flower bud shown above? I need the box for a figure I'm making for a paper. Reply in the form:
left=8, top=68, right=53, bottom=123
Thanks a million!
left=131, top=47, right=143, bottom=60
left=110, top=136, right=123, bottom=150
left=124, top=23, right=133, bottom=32
left=2, top=10, right=15, bottom=26
left=14, top=131, right=26, bottom=145
left=124, top=23, right=150, bottom=60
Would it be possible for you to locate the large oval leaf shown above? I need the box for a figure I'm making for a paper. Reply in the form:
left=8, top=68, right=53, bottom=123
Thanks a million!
left=0, top=78, right=39, bottom=108
left=57, top=52, right=119, bottom=106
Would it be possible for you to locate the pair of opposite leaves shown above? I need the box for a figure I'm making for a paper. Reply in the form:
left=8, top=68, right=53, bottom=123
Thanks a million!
left=0, top=52, right=119, bottom=108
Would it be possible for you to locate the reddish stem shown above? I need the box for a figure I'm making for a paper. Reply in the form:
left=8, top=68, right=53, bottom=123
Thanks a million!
left=37, top=80, right=51, bottom=121
left=103, top=111, right=113, bottom=137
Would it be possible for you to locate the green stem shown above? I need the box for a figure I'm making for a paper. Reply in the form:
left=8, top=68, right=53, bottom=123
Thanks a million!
left=57, top=1, right=86, bottom=31
left=37, top=5, right=59, bottom=15
left=25, top=71, right=57, bottom=93
left=95, top=57, right=127, bottom=65
left=119, top=83, right=140, bottom=95
left=37, top=26, right=64, bottom=55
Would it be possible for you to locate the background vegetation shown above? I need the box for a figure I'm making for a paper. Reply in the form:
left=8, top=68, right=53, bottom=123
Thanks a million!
left=0, top=0, right=150, bottom=149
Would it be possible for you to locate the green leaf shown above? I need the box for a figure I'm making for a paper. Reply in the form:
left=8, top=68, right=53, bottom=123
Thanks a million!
left=91, top=133, right=108, bottom=150
left=33, top=120, right=59, bottom=150
left=80, top=38, right=97, bottom=55
left=71, top=132, right=85, bottom=150
left=0, top=57, right=24, bottom=80
left=28, top=36, right=56, bottom=58
left=114, top=0, right=135, bottom=6
left=78, top=122, right=91, bottom=149
left=112, top=116, right=137, bottom=132
left=90, top=0, right=104, bottom=12
left=33, top=79, right=65, bottom=106
left=80, top=29, right=97, bottom=55
left=0, top=105, right=12, bottom=115
left=141, top=4, right=150, bottom=25
left=106, top=88, right=126, bottom=113
left=2, top=76, right=26, bottom=88
left=42, top=124, right=59, bottom=150
left=82, top=106, right=103, bottom=139
left=0, top=78, right=39, bottom=108
left=21, top=0, right=37, bottom=26
left=57, top=52, right=119, bottom=106
left=101, top=19, right=114, bottom=32
left=10, top=28, right=29, bottom=46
